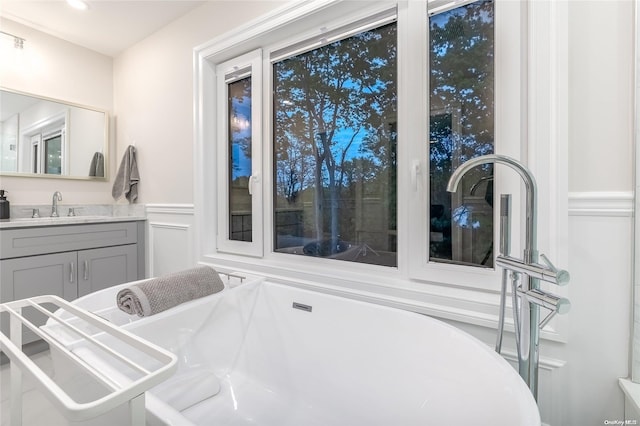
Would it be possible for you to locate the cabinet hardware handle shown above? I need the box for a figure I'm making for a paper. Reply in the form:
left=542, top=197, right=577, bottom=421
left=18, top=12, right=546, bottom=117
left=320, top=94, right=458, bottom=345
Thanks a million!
left=84, top=260, right=89, bottom=280
left=70, top=261, right=75, bottom=283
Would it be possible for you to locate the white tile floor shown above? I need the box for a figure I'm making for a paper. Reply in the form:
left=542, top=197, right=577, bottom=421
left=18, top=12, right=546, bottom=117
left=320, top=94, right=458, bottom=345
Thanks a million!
left=1, top=349, right=154, bottom=426
left=0, top=351, right=72, bottom=426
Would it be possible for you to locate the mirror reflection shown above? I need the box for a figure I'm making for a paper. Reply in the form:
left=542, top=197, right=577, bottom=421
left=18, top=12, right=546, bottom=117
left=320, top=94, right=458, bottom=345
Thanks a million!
left=0, top=89, right=108, bottom=179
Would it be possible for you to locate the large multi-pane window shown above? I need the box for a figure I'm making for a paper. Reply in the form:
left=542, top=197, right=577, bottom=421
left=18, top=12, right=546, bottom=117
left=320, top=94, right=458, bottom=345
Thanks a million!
left=272, top=23, right=398, bottom=267
left=198, top=0, right=561, bottom=340
left=429, top=0, right=495, bottom=267
left=211, top=0, right=502, bottom=272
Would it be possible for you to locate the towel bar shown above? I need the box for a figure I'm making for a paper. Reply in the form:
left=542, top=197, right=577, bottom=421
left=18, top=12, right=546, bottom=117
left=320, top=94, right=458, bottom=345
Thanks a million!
left=0, top=294, right=177, bottom=425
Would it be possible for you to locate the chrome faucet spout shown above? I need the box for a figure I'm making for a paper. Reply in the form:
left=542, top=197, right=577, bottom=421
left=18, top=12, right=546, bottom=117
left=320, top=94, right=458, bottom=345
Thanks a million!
left=51, top=191, right=62, bottom=217
left=447, top=154, right=537, bottom=260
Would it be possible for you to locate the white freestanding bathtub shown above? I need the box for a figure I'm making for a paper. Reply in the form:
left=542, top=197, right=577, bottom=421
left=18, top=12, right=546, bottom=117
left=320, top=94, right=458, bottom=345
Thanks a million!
left=47, top=274, right=541, bottom=426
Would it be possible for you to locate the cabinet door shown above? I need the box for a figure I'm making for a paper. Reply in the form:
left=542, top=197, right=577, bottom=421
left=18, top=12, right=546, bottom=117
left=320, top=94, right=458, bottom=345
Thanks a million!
left=77, top=244, right=138, bottom=298
left=1, top=252, right=78, bottom=344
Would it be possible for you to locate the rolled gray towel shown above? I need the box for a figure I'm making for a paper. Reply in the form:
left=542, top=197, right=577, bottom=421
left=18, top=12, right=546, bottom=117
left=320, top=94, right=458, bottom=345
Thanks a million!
left=116, top=266, right=224, bottom=317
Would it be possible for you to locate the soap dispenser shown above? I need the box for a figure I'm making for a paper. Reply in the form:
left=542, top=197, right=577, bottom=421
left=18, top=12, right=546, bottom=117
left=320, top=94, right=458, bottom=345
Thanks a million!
left=0, top=190, right=9, bottom=220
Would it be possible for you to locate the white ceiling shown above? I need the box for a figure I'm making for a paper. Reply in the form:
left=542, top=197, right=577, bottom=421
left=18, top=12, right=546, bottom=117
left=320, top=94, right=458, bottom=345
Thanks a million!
left=0, top=0, right=206, bottom=57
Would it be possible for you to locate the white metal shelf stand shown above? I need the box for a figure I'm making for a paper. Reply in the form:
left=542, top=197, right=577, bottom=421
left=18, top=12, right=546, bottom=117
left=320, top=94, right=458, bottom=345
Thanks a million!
left=0, top=294, right=177, bottom=426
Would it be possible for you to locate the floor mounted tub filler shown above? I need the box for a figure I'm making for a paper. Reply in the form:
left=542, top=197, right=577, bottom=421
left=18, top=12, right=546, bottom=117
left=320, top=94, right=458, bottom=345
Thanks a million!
left=40, top=272, right=540, bottom=425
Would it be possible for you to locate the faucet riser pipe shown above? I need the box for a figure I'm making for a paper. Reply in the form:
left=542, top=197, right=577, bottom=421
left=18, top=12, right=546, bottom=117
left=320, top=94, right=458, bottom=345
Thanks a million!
left=51, top=191, right=62, bottom=218
left=495, top=269, right=508, bottom=353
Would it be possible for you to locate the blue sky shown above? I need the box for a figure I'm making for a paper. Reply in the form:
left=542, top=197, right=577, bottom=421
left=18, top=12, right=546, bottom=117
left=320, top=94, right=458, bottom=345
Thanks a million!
left=230, top=96, right=251, bottom=179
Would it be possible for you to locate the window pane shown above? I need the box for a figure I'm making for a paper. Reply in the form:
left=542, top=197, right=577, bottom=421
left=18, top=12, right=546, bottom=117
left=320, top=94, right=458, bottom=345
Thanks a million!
left=228, top=77, right=252, bottom=242
left=273, top=23, right=397, bottom=267
left=32, top=144, right=38, bottom=173
left=44, top=135, right=62, bottom=175
left=429, top=0, right=495, bottom=267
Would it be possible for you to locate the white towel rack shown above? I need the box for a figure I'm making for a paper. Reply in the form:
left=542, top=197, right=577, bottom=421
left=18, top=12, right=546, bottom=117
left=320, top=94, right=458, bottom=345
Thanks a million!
left=0, top=295, right=177, bottom=426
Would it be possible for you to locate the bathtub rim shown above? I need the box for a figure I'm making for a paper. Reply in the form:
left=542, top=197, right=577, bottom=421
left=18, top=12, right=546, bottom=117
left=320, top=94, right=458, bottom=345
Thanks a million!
left=54, top=271, right=542, bottom=426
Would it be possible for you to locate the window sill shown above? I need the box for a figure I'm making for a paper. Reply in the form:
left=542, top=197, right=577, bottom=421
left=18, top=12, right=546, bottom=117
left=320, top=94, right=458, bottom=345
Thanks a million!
left=200, top=251, right=567, bottom=343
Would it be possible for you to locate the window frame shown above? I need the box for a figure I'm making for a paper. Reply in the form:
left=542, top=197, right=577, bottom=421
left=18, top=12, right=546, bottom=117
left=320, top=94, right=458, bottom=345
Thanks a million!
left=194, top=0, right=569, bottom=341
left=215, top=49, right=264, bottom=257
left=405, top=0, right=525, bottom=291
left=269, top=9, right=399, bottom=267
left=23, top=111, right=67, bottom=175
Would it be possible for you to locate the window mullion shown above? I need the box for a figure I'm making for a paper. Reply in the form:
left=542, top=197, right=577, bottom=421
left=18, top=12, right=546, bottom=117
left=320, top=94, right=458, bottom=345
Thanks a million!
left=398, top=0, right=429, bottom=274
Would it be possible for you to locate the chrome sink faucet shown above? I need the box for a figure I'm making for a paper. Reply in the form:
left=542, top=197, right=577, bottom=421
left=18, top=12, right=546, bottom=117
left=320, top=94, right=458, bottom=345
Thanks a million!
left=447, top=154, right=570, bottom=401
left=51, top=191, right=62, bottom=217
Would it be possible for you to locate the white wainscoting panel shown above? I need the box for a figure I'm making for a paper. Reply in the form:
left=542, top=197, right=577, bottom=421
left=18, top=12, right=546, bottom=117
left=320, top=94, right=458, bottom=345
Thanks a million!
left=145, top=204, right=195, bottom=277
left=563, top=192, right=633, bottom=426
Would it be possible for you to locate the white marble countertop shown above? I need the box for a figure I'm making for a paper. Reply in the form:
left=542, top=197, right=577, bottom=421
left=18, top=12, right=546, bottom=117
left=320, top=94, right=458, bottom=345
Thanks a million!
left=1, top=203, right=146, bottom=229
left=0, top=215, right=147, bottom=229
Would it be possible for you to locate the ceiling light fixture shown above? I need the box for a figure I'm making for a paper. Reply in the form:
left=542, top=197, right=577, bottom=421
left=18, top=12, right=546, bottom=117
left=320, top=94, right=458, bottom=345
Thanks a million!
left=66, top=0, right=89, bottom=11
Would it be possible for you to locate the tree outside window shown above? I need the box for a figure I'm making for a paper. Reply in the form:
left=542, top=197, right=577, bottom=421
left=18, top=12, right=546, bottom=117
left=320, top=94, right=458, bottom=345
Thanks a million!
left=273, top=23, right=397, bottom=267
left=429, top=0, right=495, bottom=267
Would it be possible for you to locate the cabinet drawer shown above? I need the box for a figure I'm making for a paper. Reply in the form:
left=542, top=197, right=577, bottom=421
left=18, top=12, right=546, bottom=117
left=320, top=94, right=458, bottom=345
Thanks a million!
left=0, top=222, right=139, bottom=259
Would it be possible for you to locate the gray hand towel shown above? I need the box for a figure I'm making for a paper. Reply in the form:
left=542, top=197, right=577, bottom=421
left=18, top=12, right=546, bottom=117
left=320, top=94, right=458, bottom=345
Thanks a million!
left=112, top=145, right=139, bottom=203
left=116, top=266, right=225, bottom=317
left=88, top=151, right=104, bottom=177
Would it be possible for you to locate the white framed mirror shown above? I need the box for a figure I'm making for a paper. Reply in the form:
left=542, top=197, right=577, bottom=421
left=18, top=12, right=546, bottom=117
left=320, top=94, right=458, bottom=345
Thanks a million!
left=0, top=88, right=108, bottom=180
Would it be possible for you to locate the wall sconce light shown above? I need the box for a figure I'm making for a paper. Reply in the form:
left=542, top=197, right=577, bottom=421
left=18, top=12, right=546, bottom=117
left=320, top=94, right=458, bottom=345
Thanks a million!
left=0, top=31, right=25, bottom=49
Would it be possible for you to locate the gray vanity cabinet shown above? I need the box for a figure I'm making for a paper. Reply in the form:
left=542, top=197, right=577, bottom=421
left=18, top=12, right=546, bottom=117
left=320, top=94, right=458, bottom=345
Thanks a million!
left=0, top=221, right=144, bottom=345
left=77, top=244, right=138, bottom=297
